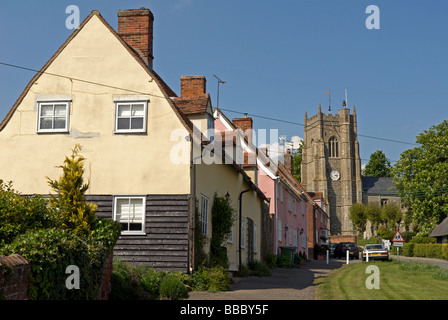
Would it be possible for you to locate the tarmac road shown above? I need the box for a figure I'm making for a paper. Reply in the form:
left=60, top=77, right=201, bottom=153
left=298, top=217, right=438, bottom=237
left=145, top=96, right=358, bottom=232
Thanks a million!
left=187, top=258, right=360, bottom=300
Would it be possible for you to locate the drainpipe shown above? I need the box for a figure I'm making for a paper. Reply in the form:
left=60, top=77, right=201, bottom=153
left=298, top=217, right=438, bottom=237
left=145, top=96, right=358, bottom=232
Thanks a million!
left=239, top=187, right=252, bottom=272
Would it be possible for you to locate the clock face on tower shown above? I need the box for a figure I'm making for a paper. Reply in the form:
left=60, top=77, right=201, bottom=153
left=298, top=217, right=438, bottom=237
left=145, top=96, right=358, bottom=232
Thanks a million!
left=330, top=170, right=340, bottom=181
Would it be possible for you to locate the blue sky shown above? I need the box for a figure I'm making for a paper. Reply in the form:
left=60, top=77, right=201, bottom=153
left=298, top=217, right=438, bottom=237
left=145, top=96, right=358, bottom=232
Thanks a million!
left=0, top=0, right=447, bottom=166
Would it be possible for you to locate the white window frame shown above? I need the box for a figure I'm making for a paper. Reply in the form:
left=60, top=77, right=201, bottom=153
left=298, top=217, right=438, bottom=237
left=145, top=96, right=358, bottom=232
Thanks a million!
left=113, top=196, right=146, bottom=235
left=200, top=194, right=210, bottom=237
left=253, top=223, right=257, bottom=253
left=293, top=198, right=297, bottom=215
left=114, top=101, right=148, bottom=133
left=37, top=101, right=70, bottom=133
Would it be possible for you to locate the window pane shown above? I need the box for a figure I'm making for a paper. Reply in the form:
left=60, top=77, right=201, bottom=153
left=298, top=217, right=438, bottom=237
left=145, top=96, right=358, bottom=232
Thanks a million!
left=129, top=199, right=143, bottom=223
left=40, top=105, right=54, bottom=117
left=118, top=105, right=131, bottom=117
left=131, top=104, right=144, bottom=116
left=40, top=118, right=53, bottom=130
left=131, top=117, right=144, bottom=129
left=54, top=118, right=66, bottom=129
left=117, top=118, right=130, bottom=130
left=54, top=104, right=67, bottom=116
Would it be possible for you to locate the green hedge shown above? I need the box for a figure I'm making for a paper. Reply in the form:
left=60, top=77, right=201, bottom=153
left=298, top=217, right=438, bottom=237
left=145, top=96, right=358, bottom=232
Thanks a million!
left=401, top=243, right=448, bottom=260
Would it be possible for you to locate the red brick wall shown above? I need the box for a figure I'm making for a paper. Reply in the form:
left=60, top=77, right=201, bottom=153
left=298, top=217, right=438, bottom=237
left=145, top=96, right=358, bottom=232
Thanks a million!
left=97, top=253, right=114, bottom=300
left=330, top=235, right=357, bottom=244
left=0, top=254, right=31, bottom=300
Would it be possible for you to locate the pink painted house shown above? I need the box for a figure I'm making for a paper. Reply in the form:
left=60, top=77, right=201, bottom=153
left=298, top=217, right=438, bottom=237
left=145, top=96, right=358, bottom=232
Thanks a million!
left=213, top=108, right=328, bottom=259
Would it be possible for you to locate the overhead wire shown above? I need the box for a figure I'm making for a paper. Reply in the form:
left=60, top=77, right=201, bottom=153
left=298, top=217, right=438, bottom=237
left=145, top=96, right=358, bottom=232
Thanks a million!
left=0, top=61, right=445, bottom=197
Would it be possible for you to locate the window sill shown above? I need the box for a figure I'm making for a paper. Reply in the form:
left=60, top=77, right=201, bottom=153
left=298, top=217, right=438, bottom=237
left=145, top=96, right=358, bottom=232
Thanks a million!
left=120, top=232, right=146, bottom=236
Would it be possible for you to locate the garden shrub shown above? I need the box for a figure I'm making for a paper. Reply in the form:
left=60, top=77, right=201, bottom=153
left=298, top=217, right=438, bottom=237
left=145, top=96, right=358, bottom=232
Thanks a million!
left=191, top=265, right=230, bottom=291
left=410, top=236, right=436, bottom=244
left=247, top=260, right=271, bottom=277
left=109, top=259, right=143, bottom=300
left=159, top=274, right=189, bottom=300
left=276, top=255, right=292, bottom=268
left=0, top=228, right=111, bottom=299
left=264, top=253, right=277, bottom=268
left=0, top=180, right=53, bottom=246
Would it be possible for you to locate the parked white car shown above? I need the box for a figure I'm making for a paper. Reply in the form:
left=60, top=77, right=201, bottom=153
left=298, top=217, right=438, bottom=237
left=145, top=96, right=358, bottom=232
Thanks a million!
left=362, top=244, right=390, bottom=261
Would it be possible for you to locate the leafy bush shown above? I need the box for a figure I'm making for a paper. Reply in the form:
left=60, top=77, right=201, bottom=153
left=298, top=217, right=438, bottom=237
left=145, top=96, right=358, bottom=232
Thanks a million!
left=109, top=259, right=143, bottom=300
left=410, top=236, right=436, bottom=244
left=159, top=274, right=189, bottom=300
left=276, top=255, right=292, bottom=268
left=191, top=265, right=230, bottom=291
left=1, top=228, right=109, bottom=299
left=247, top=260, right=271, bottom=277
left=0, top=180, right=53, bottom=246
left=264, top=253, right=277, bottom=268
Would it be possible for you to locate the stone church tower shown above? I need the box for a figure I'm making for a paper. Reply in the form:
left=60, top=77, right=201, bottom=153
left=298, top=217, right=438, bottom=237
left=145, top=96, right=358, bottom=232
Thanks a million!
left=301, top=105, right=362, bottom=236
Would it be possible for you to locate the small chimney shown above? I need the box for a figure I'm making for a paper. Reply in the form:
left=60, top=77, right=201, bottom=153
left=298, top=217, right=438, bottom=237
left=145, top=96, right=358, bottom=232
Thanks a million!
left=284, top=149, right=292, bottom=174
left=232, top=116, right=253, bottom=143
left=180, top=76, right=206, bottom=98
left=118, top=8, right=154, bottom=67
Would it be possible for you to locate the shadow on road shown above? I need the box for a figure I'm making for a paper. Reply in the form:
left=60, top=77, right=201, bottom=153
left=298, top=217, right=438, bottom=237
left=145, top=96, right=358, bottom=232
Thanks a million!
left=187, top=258, right=353, bottom=300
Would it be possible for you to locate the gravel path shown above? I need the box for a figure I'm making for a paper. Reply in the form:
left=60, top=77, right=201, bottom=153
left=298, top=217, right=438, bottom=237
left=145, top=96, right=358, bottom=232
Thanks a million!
left=187, top=258, right=353, bottom=300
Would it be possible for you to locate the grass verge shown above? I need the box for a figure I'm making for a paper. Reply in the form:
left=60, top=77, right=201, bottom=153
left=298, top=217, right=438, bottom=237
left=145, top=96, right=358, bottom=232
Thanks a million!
left=315, top=260, right=448, bottom=300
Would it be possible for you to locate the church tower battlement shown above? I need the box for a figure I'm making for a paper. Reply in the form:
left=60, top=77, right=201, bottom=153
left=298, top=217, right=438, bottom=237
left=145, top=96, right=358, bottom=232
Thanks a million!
left=301, top=105, right=362, bottom=236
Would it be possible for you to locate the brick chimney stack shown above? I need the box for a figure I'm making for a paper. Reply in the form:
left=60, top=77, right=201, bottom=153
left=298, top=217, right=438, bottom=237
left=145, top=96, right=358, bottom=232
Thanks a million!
left=180, top=76, right=207, bottom=98
left=284, top=149, right=292, bottom=174
left=118, top=8, right=154, bottom=67
left=232, top=116, right=253, bottom=144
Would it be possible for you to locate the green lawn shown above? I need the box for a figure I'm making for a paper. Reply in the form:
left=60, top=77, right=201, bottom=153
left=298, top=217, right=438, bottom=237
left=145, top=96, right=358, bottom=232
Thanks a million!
left=315, top=260, right=448, bottom=300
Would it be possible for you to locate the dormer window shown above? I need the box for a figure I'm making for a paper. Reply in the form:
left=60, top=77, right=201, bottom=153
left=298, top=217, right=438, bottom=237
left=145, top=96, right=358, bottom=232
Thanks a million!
left=37, top=101, right=70, bottom=133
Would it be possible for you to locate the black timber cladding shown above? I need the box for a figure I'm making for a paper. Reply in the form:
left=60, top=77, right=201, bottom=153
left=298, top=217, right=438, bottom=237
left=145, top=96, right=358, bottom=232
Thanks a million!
left=87, top=194, right=190, bottom=273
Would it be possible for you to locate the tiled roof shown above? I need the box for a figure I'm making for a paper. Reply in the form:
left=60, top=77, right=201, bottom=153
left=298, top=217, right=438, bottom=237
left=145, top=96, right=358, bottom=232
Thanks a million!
left=173, top=94, right=210, bottom=115
left=362, top=177, right=399, bottom=196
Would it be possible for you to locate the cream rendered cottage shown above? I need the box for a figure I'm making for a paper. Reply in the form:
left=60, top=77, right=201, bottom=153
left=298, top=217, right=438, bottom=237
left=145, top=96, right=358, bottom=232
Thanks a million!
left=0, top=9, right=268, bottom=273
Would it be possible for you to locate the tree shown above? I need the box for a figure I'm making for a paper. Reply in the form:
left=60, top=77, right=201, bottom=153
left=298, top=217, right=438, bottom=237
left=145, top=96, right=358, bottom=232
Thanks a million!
left=292, top=140, right=303, bottom=182
left=393, top=120, right=448, bottom=234
left=381, top=202, right=402, bottom=230
left=365, top=202, right=382, bottom=234
left=363, top=150, right=392, bottom=177
left=349, top=202, right=367, bottom=235
left=47, top=144, right=97, bottom=237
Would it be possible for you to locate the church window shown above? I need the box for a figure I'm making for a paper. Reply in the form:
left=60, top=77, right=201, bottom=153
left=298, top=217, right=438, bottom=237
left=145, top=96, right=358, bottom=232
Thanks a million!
left=329, top=136, right=339, bottom=157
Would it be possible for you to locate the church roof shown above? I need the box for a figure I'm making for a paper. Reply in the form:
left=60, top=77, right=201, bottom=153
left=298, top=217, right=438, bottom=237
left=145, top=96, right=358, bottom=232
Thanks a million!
left=362, top=177, right=399, bottom=196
